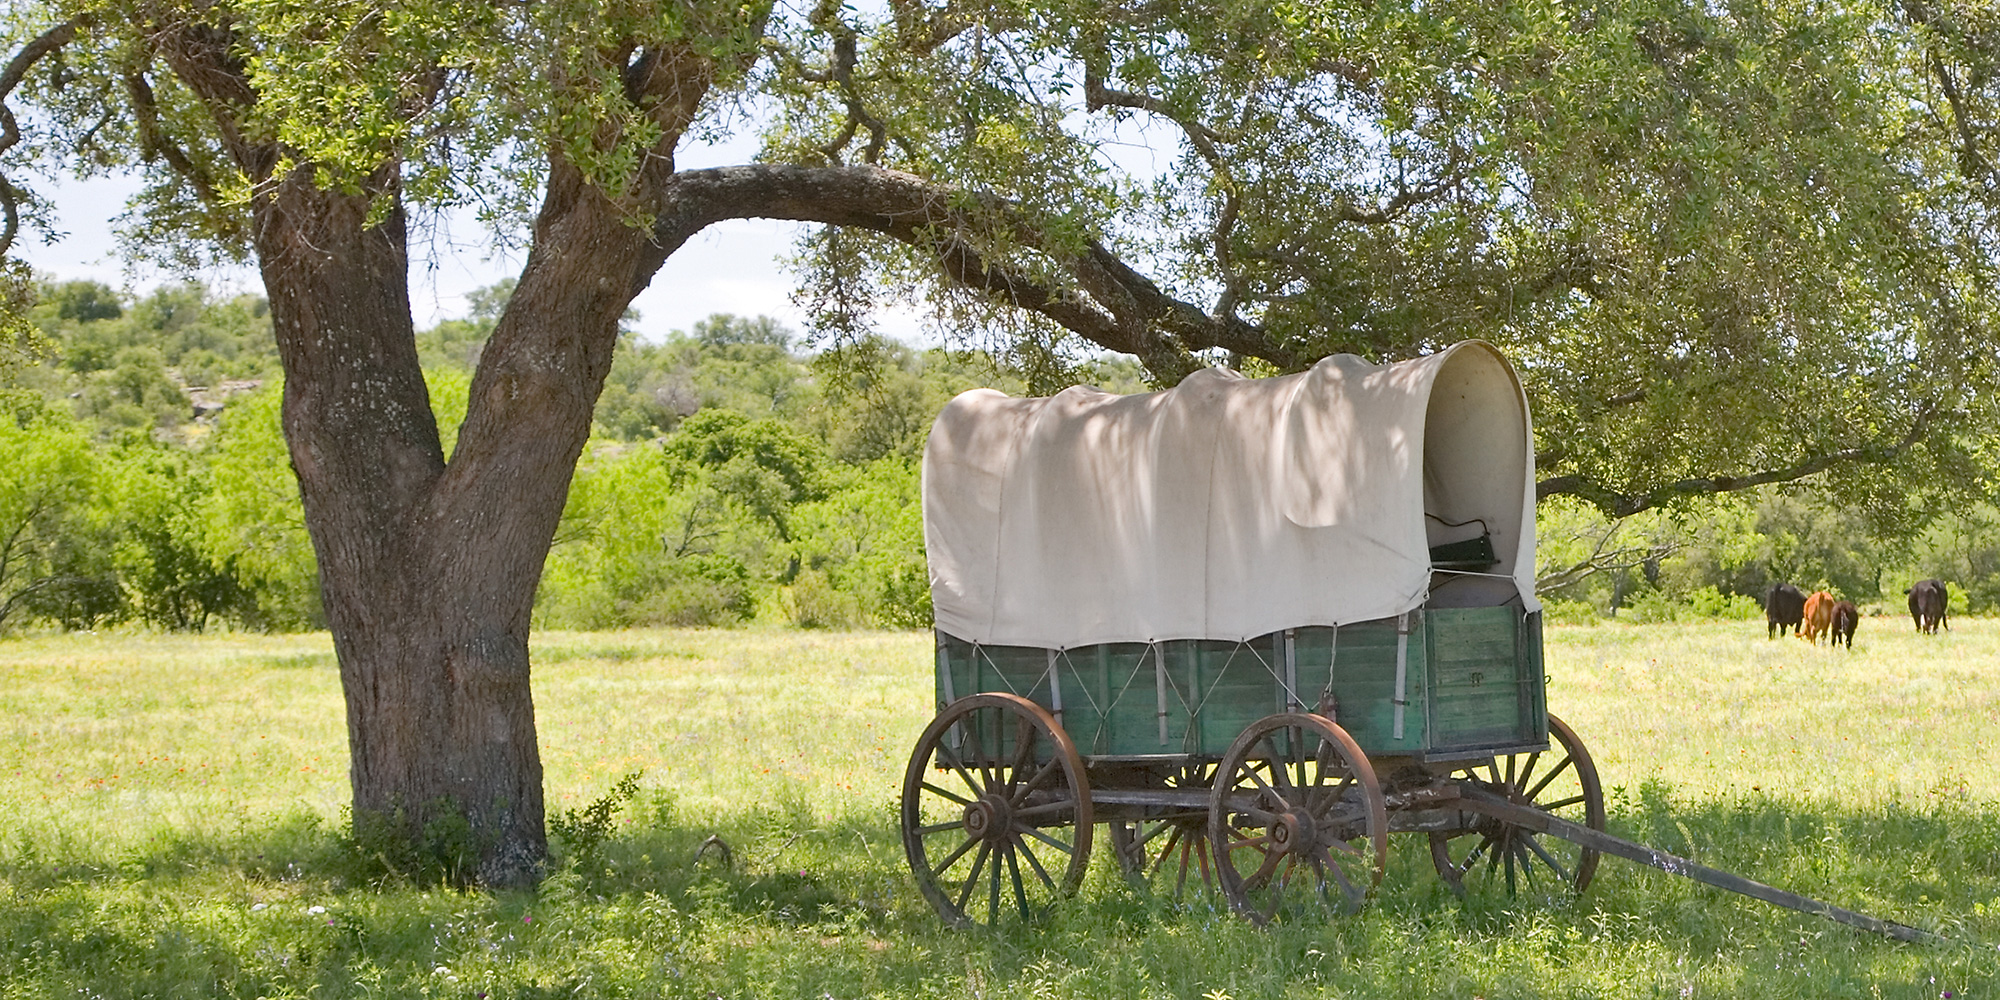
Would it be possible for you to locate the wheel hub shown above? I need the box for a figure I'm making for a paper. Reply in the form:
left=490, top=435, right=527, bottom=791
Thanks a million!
left=963, top=794, right=1013, bottom=842
left=1270, top=809, right=1315, bottom=855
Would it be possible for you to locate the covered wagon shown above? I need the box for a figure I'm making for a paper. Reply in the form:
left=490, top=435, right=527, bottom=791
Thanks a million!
left=901, top=341, right=1603, bottom=927
left=898, top=340, right=1932, bottom=942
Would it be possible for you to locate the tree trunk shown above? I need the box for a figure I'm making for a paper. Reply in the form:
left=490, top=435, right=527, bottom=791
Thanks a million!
left=249, top=163, right=639, bottom=885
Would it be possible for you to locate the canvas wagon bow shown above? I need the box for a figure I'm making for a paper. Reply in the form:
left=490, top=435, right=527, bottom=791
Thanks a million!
left=901, top=341, right=1931, bottom=941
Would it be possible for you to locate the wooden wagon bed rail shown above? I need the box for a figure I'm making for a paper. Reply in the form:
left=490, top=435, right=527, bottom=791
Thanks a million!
left=1453, top=786, right=1938, bottom=944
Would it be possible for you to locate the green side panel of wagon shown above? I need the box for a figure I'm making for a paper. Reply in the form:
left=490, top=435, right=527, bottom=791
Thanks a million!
left=934, top=606, right=1547, bottom=762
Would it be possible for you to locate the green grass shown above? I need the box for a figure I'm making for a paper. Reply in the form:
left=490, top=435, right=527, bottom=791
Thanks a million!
left=0, top=621, right=1996, bottom=998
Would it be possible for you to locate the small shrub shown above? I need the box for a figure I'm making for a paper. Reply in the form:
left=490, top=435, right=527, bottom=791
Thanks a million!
left=550, top=770, right=643, bottom=869
left=1540, top=597, right=1600, bottom=626
left=872, top=563, right=933, bottom=629
left=1686, top=585, right=1761, bottom=621
left=782, top=569, right=864, bottom=629
left=1620, top=590, right=1683, bottom=624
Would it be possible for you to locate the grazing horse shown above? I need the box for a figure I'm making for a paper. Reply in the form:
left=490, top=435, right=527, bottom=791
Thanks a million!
left=1906, top=579, right=1949, bottom=635
left=1829, top=600, right=1858, bottom=650
left=1765, top=583, right=1806, bottom=639
left=1799, top=590, right=1835, bottom=644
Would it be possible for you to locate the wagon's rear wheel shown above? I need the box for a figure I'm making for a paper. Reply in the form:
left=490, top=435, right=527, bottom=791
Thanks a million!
left=1429, top=713, right=1605, bottom=896
left=901, top=693, right=1093, bottom=929
left=1109, top=761, right=1216, bottom=900
left=1209, top=713, right=1388, bottom=926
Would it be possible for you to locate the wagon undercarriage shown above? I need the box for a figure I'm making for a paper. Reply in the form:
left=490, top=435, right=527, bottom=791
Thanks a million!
left=899, top=692, right=1930, bottom=942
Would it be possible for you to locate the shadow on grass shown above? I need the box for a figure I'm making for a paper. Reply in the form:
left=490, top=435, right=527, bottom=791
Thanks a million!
left=2, top=785, right=1994, bottom=998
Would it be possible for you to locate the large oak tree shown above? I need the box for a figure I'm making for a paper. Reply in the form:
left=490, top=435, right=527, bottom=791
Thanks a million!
left=3, top=0, right=1997, bottom=882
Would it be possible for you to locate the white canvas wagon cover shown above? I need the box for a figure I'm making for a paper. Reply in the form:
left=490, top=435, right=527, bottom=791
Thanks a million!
left=922, top=340, right=1539, bottom=648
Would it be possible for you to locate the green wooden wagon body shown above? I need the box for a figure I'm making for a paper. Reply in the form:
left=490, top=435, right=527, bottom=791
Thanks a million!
left=935, top=607, right=1547, bottom=765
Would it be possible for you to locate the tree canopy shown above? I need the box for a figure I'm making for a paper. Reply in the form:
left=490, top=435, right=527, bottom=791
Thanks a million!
left=4, top=0, right=1995, bottom=512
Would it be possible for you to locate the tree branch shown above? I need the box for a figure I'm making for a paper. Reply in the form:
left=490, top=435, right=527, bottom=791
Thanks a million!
left=1537, top=402, right=1942, bottom=517
left=124, top=71, right=219, bottom=202
left=1902, top=0, right=1997, bottom=184
left=0, top=18, right=81, bottom=256
left=1535, top=520, right=1680, bottom=594
left=641, top=163, right=1304, bottom=379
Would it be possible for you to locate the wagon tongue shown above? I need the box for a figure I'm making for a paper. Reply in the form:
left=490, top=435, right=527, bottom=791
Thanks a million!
left=1454, top=785, right=1939, bottom=944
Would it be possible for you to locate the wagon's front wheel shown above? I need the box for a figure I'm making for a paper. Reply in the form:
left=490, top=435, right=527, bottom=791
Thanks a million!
left=1429, top=713, right=1605, bottom=896
left=1209, top=713, right=1388, bottom=926
left=901, top=693, right=1093, bottom=929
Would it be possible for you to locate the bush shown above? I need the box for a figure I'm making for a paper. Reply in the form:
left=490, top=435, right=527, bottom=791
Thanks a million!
left=781, top=569, right=865, bottom=629
left=1540, top=598, right=1601, bottom=626
left=1687, top=585, right=1762, bottom=621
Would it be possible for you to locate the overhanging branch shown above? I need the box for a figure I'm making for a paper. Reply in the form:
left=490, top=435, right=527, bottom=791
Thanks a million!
left=0, top=18, right=81, bottom=256
left=1537, top=403, right=1942, bottom=517
left=640, top=163, right=1300, bottom=379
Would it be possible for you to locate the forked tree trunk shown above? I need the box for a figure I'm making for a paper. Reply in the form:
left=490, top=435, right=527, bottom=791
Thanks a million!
left=252, top=165, right=644, bottom=885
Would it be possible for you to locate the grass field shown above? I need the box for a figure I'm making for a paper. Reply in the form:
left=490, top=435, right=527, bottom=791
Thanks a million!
left=0, top=619, right=1996, bottom=998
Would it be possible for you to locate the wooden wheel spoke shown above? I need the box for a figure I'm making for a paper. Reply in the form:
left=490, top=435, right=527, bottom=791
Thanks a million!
left=1256, top=857, right=1295, bottom=921
left=1523, top=754, right=1576, bottom=802
left=1228, top=833, right=1272, bottom=852
left=936, top=745, right=986, bottom=800
left=1521, top=833, right=1572, bottom=885
left=1014, top=799, right=1078, bottom=821
left=920, top=781, right=973, bottom=807
left=1243, top=841, right=1286, bottom=890
left=1323, top=836, right=1365, bottom=859
left=955, top=842, right=992, bottom=912
left=968, top=725, right=1001, bottom=797
left=1010, top=755, right=1064, bottom=805
left=1174, top=835, right=1196, bottom=898
left=1318, top=845, right=1364, bottom=906
left=1149, top=825, right=1186, bottom=875
left=1510, top=838, right=1538, bottom=888
left=988, top=840, right=1002, bottom=926
left=1017, top=836, right=1058, bottom=892
left=1241, top=760, right=1282, bottom=803
left=1309, top=770, right=1353, bottom=814
left=1262, top=734, right=1297, bottom=793
left=1237, top=804, right=1281, bottom=825
left=915, top=818, right=966, bottom=836
left=1007, top=845, right=1031, bottom=921
left=928, top=835, right=980, bottom=879
left=1541, top=793, right=1588, bottom=812
left=1457, top=834, right=1496, bottom=875
left=1513, top=751, right=1543, bottom=794
left=1019, top=824, right=1076, bottom=855
left=1007, top=716, right=1037, bottom=787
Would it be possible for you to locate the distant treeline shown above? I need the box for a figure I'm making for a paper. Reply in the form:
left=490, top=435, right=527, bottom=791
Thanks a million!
left=2, top=279, right=1993, bottom=634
